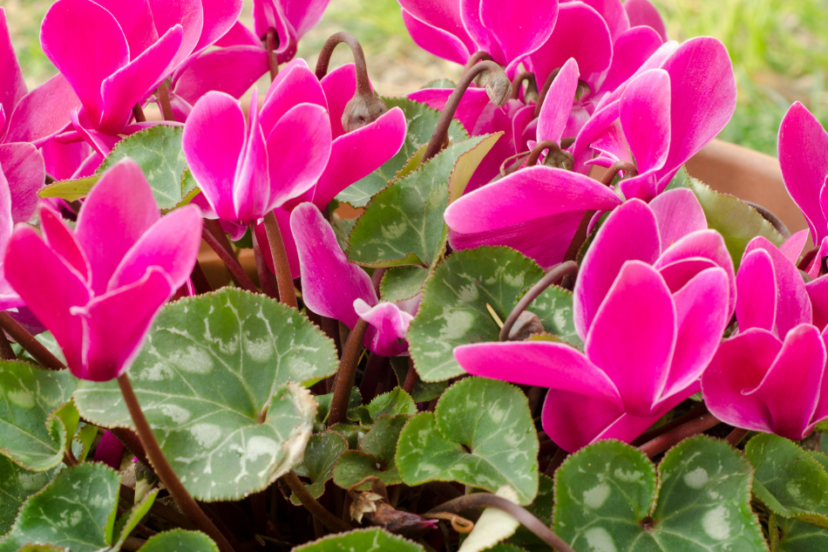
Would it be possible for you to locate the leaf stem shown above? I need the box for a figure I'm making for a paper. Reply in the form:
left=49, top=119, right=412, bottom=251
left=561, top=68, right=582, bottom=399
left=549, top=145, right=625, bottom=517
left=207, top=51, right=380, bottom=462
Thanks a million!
left=116, top=374, right=236, bottom=552
left=266, top=28, right=280, bottom=81
left=202, top=225, right=258, bottom=293
left=425, top=493, right=576, bottom=552
left=402, top=358, right=418, bottom=394
left=726, top=427, right=749, bottom=448
left=500, top=261, right=578, bottom=341
left=263, top=211, right=298, bottom=308
left=0, top=312, right=64, bottom=370
left=638, top=411, right=721, bottom=458
left=282, top=470, right=352, bottom=532
left=328, top=318, right=369, bottom=426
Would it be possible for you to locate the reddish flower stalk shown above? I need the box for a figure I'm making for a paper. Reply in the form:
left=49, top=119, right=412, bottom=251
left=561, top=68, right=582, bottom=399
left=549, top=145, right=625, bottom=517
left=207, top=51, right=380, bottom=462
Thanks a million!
left=0, top=312, right=64, bottom=370
left=201, top=225, right=258, bottom=293
left=638, top=412, right=721, bottom=458
left=266, top=27, right=280, bottom=81
left=263, top=210, right=297, bottom=308
left=328, top=317, right=369, bottom=426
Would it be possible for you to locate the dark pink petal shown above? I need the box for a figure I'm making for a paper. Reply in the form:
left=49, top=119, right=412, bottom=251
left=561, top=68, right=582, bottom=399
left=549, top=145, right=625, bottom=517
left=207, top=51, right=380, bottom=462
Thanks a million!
left=283, top=0, right=331, bottom=38
left=779, top=102, right=828, bottom=245
left=148, top=0, right=203, bottom=68
left=744, top=324, right=826, bottom=440
left=252, top=0, right=292, bottom=52
left=172, top=46, right=269, bottom=105
left=182, top=91, right=246, bottom=221
left=746, top=236, right=812, bottom=338
left=657, top=258, right=717, bottom=294
left=320, top=63, right=359, bottom=139
left=5, top=75, right=81, bottom=146
left=0, top=143, right=45, bottom=223
left=290, top=203, right=376, bottom=328
left=454, top=341, right=622, bottom=404
left=75, top=159, right=160, bottom=295
left=0, top=7, right=27, bottom=136
left=808, top=231, right=828, bottom=279
left=93, top=430, right=125, bottom=470
left=400, top=0, right=475, bottom=54
left=194, top=0, right=244, bottom=52
left=813, top=327, right=828, bottom=422
left=702, top=328, right=783, bottom=434
left=265, top=103, right=332, bottom=210
left=574, top=199, right=661, bottom=338
left=69, top=111, right=118, bottom=158
left=527, top=2, right=611, bottom=89
left=585, top=261, right=676, bottom=416
left=40, top=204, right=89, bottom=281
left=309, top=107, right=407, bottom=209
left=91, top=0, right=158, bottom=58
left=599, top=26, right=663, bottom=93
left=401, top=9, right=472, bottom=66
left=214, top=20, right=261, bottom=48
left=478, top=0, right=558, bottom=67
left=356, top=300, right=413, bottom=357
left=0, top=164, right=12, bottom=248
left=624, top=0, right=667, bottom=41
left=570, top=100, right=620, bottom=172
left=649, top=188, right=707, bottom=248
left=620, top=69, right=671, bottom=173
left=573, top=0, right=629, bottom=39
left=260, top=60, right=326, bottom=137
left=537, top=58, right=579, bottom=145
left=4, top=226, right=89, bottom=371
left=460, top=0, right=506, bottom=64
left=77, top=267, right=173, bottom=381
left=512, top=105, right=536, bottom=154
left=656, top=37, right=736, bottom=191
left=99, top=25, right=184, bottom=134
left=41, top=140, right=91, bottom=181
left=808, top=277, right=828, bottom=332
left=109, top=205, right=203, bottom=291
left=662, top=267, right=729, bottom=399
left=233, top=90, right=270, bottom=223
left=736, top=249, right=777, bottom=333
left=780, top=229, right=810, bottom=265
left=40, top=0, right=129, bottom=127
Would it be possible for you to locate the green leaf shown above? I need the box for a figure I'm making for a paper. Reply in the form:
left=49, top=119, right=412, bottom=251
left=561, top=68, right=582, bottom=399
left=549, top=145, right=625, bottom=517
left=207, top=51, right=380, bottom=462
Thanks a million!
left=509, top=474, right=553, bottom=552
left=291, top=431, right=348, bottom=505
left=333, top=414, right=408, bottom=489
left=329, top=423, right=364, bottom=450
left=777, top=517, right=828, bottom=552
left=38, top=175, right=99, bottom=201
left=336, top=97, right=469, bottom=208
left=347, top=134, right=500, bottom=268
left=0, top=361, right=78, bottom=471
left=381, top=266, right=430, bottom=302
left=458, top=485, right=522, bottom=552
left=553, top=435, right=766, bottom=552
left=73, top=422, right=98, bottom=462
left=112, top=489, right=158, bottom=549
left=663, top=166, right=692, bottom=192
left=97, top=125, right=190, bottom=210
left=396, top=377, right=538, bottom=504
left=0, top=456, right=58, bottom=535
left=390, top=357, right=447, bottom=403
left=691, top=179, right=784, bottom=268
left=17, top=545, right=65, bottom=551
left=746, top=433, right=828, bottom=528
left=74, top=288, right=337, bottom=501
left=347, top=387, right=417, bottom=426
left=316, top=387, right=362, bottom=426
left=140, top=529, right=219, bottom=552
left=292, top=527, right=425, bottom=551
left=810, top=450, right=828, bottom=473
left=0, top=463, right=119, bottom=552
left=407, top=246, right=579, bottom=382
left=333, top=216, right=358, bottom=252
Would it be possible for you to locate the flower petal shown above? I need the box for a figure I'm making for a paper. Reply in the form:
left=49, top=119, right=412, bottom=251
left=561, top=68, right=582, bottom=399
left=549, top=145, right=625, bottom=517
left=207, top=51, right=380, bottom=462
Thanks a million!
left=649, top=188, right=707, bottom=248
left=400, top=8, right=472, bottom=67
left=599, top=25, right=663, bottom=93
left=399, top=0, right=475, bottom=54
left=478, top=0, right=558, bottom=67
left=780, top=229, right=810, bottom=265
left=194, top=0, right=244, bottom=53
left=0, top=7, right=27, bottom=136
left=808, top=277, right=828, bottom=333
left=537, top=58, right=579, bottom=145
left=408, top=87, right=491, bottom=136
left=356, top=300, right=414, bottom=356
left=254, top=206, right=300, bottom=279
left=320, top=63, right=359, bottom=139
left=0, top=143, right=45, bottom=223
left=40, top=203, right=89, bottom=281
left=5, top=74, right=81, bottom=146
left=620, top=68, right=671, bottom=174
left=233, top=90, right=270, bottom=223
left=736, top=249, right=777, bottom=333
left=623, top=0, right=667, bottom=41
left=172, top=46, right=269, bottom=106
left=148, top=0, right=203, bottom=68
left=261, top=60, right=327, bottom=137
left=91, top=0, right=159, bottom=58
left=283, top=0, right=330, bottom=39
left=577, top=0, right=629, bottom=40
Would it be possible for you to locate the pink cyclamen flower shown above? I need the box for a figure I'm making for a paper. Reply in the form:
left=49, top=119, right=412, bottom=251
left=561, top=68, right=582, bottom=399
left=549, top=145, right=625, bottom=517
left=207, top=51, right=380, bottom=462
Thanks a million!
left=4, top=159, right=203, bottom=381
left=292, top=203, right=417, bottom=357
left=702, top=235, right=828, bottom=440
left=41, top=0, right=243, bottom=134
left=399, top=0, right=559, bottom=70
left=0, top=163, right=26, bottom=310
left=454, top=195, right=734, bottom=451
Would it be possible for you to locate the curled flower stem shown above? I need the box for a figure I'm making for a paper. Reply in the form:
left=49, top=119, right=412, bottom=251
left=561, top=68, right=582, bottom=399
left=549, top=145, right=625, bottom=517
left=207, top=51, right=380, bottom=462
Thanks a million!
left=328, top=318, right=369, bottom=426
left=0, top=312, right=64, bottom=370
left=534, top=68, right=561, bottom=118
left=117, top=374, right=236, bottom=552
left=525, top=140, right=562, bottom=167
left=425, top=493, right=576, bottom=552
left=156, top=82, right=175, bottom=121
left=638, top=411, right=721, bottom=458
left=500, top=261, right=579, bottom=341
left=201, top=225, right=258, bottom=293
left=462, top=51, right=495, bottom=74
left=744, top=200, right=791, bottom=239
left=499, top=151, right=531, bottom=177
left=315, top=32, right=370, bottom=94
left=263, top=211, right=298, bottom=308
left=132, top=103, right=147, bottom=123
left=423, top=60, right=511, bottom=163
left=283, top=470, right=352, bottom=532
left=251, top=224, right=279, bottom=300
left=266, top=28, right=280, bottom=81
left=600, top=161, right=637, bottom=186
left=510, top=71, right=537, bottom=100
left=0, top=330, right=16, bottom=361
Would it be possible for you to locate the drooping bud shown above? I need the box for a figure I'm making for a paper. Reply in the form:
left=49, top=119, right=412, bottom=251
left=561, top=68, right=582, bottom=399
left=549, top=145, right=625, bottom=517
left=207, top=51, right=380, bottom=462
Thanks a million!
left=507, top=311, right=545, bottom=341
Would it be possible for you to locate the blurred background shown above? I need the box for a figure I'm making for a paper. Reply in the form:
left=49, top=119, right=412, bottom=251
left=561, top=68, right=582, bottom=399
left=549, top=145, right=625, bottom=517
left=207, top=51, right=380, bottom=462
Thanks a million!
left=6, top=0, right=828, bottom=156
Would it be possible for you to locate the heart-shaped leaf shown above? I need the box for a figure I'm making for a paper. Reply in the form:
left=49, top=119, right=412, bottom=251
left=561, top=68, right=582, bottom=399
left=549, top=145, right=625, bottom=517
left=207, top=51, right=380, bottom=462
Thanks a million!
left=407, top=246, right=579, bottom=382
left=746, top=433, right=828, bottom=528
left=336, top=97, right=469, bottom=208
left=315, top=387, right=362, bottom=426
left=553, top=436, right=766, bottom=551
left=292, top=527, right=424, bottom=551
left=0, top=361, right=77, bottom=471
left=74, top=288, right=337, bottom=501
left=381, top=266, right=429, bottom=302
left=347, top=388, right=417, bottom=426
left=0, top=456, right=58, bottom=535
left=291, top=431, right=348, bottom=504
left=334, top=414, right=408, bottom=490
left=39, top=175, right=99, bottom=202
left=396, top=377, right=538, bottom=504
left=140, top=529, right=219, bottom=552
left=776, top=516, right=828, bottom=551
left=347, top=135, right=500, bottom=268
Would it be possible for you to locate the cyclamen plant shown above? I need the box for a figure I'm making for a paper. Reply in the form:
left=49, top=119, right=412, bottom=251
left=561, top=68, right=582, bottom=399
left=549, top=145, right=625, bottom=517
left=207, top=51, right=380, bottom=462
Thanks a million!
left=2, top=0, right=828, bottom=551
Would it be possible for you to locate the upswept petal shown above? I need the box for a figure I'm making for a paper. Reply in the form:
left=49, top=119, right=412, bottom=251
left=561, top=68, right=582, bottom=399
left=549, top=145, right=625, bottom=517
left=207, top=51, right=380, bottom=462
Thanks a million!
left=261, top=60, right=326, bottom=137
left=808, top=277, right=828, bottom=332
left=573, top=0, right=629, bottom=40
left=657, top=258, right=717, bottom=295
left=813, top=327, right=828, bottom=422
left=194, top=0, right=244, bottom=53
left=0, top=8, right=27, bottom=136
left=40, top=204, right=89, bottom=281
left=399, top=0, right=475, bottom=53
left=736, top=249, right=777, bottom=333
left=743, top=324, right=826, bottom=440
left=0, top=164, right=12, bottom=247
left=4, top=226, right=89, bottom=371
left=172, top=46, right=269, bottom=105
left=599, top=26, right=663, bottom=93
left=41, top=140, right=90, bottom=181
left=109, top=205, right=203, bottom=291
left=75, top=159, right=161, bottom=295
left=182, top=91, right=246, bottom=221
left=537, top=58, right=579, bottom=145
left=649, top=188, right=707, bottom=248
left=355, top=300, right=414, bottom=356
left=623, top=0, right=667, bottom=41
left=91, top=0, right=158, bottom=58
left=291, top=203, right=377, bottom=328
left=570, top=100, right=620, bottom=172
left=40, top=0, right=129, bottom=127
left=454, top=341, right=622, bottom=404
left=4, top=75, right=81, bottom=145
left=594, top=40, right=679, bottom=112
left=233, top=90, right=270, bottom=223
left=574, top=199, right=661, bottom=338
left=780, top=228, right=810, bottom=264
left=320, top=63, right=360, bottom=139
left=620, top=69, right=671, bottom=173
left=479, top=0, right=558, bottom=66
left=252, top=0, right=291, bottom=52
left=76, top=268, right=174, bottom=381
left=662, top=267, right=729, bottom=398
left=213, top=20, right=261, bottom=48
left=265, top=103, right=332, bottom=211
left=400, top=9, right=472, bottom=67
left=147, top=0, right=203, bottom=69
left=408, top=87, right=491, bottom=136
left=0, top=143, right=45, bottom=223
left=779, top=102, right=828, bottom=244
left=283, top=0, right=331, bottom=38
left=460, top=0, right=505, bottom=64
